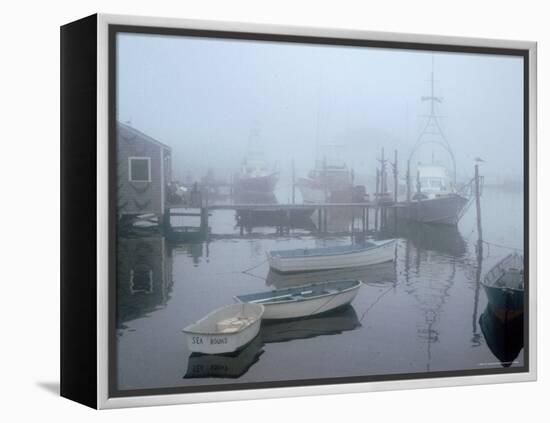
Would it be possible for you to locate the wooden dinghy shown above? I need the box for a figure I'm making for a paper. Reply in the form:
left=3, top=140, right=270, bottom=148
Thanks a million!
left=267, top=239, right=395, bottom=273
left=482, top=253, right=524, bottom=318
left=182, top=303, right=264, bottom=354
left=235, top=280, right=362, bottom=320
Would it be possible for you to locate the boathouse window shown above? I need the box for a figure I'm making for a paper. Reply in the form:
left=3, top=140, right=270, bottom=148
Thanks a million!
left=129, top=157, right=151, bottom=182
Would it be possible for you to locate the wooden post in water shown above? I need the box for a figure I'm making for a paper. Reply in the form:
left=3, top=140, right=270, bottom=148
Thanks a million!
left=163, top=206, right=172, bottom=236
left=475, top=163, right=483, bottom=244
left=393, top=150, right=398, bottom=203
left=375, top=168, right=380, bottom=231
left=406, top=159, right=411, bottom=203
left=286, top=209, right=291, bottom=234
left=291, top=159, right=296, bottom=205
left=200, top=201, right=209, bottom=232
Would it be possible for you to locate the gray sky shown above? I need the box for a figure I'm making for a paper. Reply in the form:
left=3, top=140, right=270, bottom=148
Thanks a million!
left=117, top=32, right=524, bottom=184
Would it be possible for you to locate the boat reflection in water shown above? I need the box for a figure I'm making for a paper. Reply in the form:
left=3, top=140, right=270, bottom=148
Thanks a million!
left=261, top=305, right=360, bottom=344
left=266, top=261, right=396, bottom=289
left=382, top=221, right=467, bottom=258
left=184, top=305, right=360, bottom=379
left=479, top=305, right=524, bottom=368
left=184, top=336, right=265, bottom=379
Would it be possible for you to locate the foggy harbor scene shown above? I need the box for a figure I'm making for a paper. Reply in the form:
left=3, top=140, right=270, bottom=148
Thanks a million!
left=114, top=33, right=525, bottom=391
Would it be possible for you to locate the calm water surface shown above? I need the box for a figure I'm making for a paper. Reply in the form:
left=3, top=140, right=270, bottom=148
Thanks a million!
left=116, top=186, right=525, bottom=390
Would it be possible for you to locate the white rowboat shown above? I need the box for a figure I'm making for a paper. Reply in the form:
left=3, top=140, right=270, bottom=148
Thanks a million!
left=267, top=239, right=396, bottom=273
left=182, top=303, right=264, bottom=354
left=234, top=280, right=362, bottom=320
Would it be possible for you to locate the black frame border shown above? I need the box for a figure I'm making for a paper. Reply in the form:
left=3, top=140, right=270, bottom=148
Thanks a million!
left=107, top=24, right=530, bottom=399
left=60, top=14, right=98, bottom=409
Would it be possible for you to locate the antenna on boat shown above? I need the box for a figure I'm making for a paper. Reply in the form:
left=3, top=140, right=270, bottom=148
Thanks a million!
left=406, top=54, right=457, bottom=201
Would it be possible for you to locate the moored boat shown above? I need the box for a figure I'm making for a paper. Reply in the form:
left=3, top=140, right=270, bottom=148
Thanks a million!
left=393, top=165, right=469, bottom=225
left=393, top=60, right=470, bottom=226
left=234, top=280, right=362, bottom=320
left=296, top=144, right=353, bottom=204
left=267, top=239, right=396, bottom=273
left=182, top=303, right=264, bottom=354
left=482, top=253, right=524, bottom=319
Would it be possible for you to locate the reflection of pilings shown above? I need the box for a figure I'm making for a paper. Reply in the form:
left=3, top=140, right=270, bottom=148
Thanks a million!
left=472, top=163, right=484, bottom=340
left=472, top=239, right=484, bottom=340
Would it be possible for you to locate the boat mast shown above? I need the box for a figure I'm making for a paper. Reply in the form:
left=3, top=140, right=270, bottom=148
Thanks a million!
left=406, top=55, right=457, bottom=201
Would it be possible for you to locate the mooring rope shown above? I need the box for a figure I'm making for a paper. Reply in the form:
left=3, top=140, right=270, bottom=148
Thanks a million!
left=481, top=239, right=523, bottom=252
left=306, top=293, right=341, bottom=317
left=241, top=258, right=269, bottom=281
left=360, top=285, right=395, bottom=322
left=241, top=258, right=268, bottom=274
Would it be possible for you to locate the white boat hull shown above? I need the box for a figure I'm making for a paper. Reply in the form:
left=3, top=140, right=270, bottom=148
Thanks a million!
left=182, top=304, right=264, bottom=354
left=267, top=240, right=396, bottom=273
left=260, top=285, right=360, bottom=319
left=297, top=182, right=326, bottom=204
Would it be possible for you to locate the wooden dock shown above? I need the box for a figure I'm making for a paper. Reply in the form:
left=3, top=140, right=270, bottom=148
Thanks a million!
left=207, top=202, right=387, bottom=210
left=163, top=200, right=395, bottom=239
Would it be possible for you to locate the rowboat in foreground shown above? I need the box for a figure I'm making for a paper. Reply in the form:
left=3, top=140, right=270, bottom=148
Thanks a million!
left=234, top=280, right=362, bottom=320
left=267, top=240, right=395, bottom=273
left=482, top=253, right=524, bottom=319
left=182, top=303, right=264, bottom=354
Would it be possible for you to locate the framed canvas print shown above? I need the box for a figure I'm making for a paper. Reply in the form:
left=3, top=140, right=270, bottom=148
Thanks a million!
left=60, top=14, right=537, bottom=409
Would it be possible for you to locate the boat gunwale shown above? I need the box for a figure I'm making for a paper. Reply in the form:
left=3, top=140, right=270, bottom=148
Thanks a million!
left=481, top=253, right=524, bottom=292
left=234, top=280, right=363, bottom=306
left=268, top=239, right=395, bottom=260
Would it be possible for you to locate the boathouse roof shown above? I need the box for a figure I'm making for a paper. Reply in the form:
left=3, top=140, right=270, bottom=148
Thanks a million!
left=117, top=121, right=172, bottom=151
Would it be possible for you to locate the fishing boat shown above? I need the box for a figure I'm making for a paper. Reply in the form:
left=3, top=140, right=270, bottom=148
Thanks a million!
left=182, top=303, right=264, bottom=354
left=233, top=127, right=278, bottom=199
left=233, top=160, right=278, bottom=200
left=392, top=59, right=469, bottom=226
left=393, top=164, right=469, bottom=225
left=234, top=280, right=362, bottom=320
left=267, top=239, right=395, bottom=273
left=297, top=144, right=353, bottom=204
left=482, top=253, right=524, bottom=318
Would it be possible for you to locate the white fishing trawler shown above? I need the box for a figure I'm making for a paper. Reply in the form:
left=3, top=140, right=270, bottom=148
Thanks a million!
left=394, top=58, right=469, bottom=226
